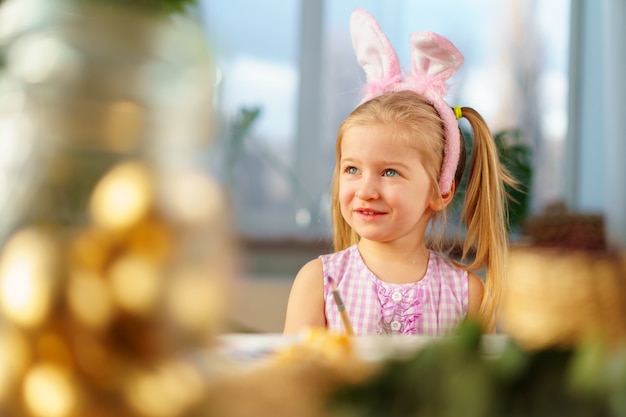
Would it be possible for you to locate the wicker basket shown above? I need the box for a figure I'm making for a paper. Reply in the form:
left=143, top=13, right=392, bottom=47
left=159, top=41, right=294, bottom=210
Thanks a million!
left=520, top=202, right=606, bottom=251
left=501, top=246, right=626, bottom=350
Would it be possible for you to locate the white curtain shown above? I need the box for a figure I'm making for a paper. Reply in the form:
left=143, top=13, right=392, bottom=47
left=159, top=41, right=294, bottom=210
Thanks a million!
left=566, top=0, right=626, bottom=247
left=603, top=0, right=626, bottom=247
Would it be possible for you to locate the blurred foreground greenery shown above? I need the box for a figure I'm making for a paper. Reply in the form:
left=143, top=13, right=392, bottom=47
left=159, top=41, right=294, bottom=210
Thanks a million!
left=82, top=0, right=198, bottom=14
left=0, top=0, right=197, bottom=14
left=330, top=322, right=626, bottom=417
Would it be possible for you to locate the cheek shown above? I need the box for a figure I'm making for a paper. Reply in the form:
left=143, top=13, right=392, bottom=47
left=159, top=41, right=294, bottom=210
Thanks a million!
left=337, top=179, right=354, bottom=207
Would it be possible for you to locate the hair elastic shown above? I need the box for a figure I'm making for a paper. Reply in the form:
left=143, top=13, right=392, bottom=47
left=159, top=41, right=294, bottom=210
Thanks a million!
left=454, top=106, right=463, bottom=120
left=350, top=8, right=464, bottom=194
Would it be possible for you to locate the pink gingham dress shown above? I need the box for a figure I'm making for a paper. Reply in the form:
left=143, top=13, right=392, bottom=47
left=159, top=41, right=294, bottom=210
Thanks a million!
left=322, top=244, right=469, bottom=336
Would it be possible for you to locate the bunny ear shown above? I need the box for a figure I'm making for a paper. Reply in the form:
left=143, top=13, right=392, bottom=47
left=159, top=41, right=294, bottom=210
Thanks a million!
left=408, top=31, right=464, bottom=96
left=350, top=8, right=403, bottom=102
left=407, top=31, right=464, bottom=195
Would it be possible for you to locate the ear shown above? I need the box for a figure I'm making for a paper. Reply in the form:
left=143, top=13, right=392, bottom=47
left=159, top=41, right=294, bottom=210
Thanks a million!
left=350, top=8, right=403, bottom=102
left=429, top=181, right=456, bottom=211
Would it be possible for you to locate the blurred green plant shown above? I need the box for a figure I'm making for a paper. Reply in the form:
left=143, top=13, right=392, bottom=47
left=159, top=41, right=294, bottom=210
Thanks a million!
left=494, top=128, right=533, bottom=232
left=224, top=106, right=305, bottom=194
left=0, top=0, right=197, bottom=15
left=222, top=106, right=324, bottom=226
left=330, top=322, right=626, bottom=417
left=81, top=0, right=198, bottom=15
left=453, top=128, right=533, bottom=234
left=225, top=107, right=263, bottom=187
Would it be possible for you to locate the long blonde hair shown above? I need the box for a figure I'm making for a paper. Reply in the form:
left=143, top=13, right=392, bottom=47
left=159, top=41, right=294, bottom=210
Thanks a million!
left=330, top=90, right=514, bottom=324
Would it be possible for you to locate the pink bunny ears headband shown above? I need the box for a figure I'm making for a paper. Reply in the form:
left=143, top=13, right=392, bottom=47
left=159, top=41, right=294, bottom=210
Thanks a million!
left=350, top=8, right=464, bottom=194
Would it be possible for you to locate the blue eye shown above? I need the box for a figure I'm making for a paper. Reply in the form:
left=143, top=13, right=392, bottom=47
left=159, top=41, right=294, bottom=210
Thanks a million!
left=346, top=166, right=358, bottom=174
left=383, top=169, right=399, bottom=177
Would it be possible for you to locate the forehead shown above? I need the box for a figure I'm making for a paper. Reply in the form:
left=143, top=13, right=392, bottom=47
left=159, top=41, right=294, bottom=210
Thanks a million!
left=340, top=124, right=420, bottom=158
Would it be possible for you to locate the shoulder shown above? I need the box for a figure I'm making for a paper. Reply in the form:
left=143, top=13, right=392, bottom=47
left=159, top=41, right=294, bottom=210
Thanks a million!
left=296, top=257, right=324, bottom=281
left=467, top=271, right=485, bottom=304
left=320, top=245, right=355, bottom=264
left=283, top=258, right=326, bottom=333
left=466, top=271, right=485, bottom=324
left=289, top=258, right=325, bottom=299
left=428, top=253, right=487, bottom=328
left=319, top=245, right=358, bottom=283
left=429, top=251, right=468, bottom=278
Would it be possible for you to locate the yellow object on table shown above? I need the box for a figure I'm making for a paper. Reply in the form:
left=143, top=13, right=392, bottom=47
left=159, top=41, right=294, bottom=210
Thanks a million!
left=501, top=245, right=626, bottom=350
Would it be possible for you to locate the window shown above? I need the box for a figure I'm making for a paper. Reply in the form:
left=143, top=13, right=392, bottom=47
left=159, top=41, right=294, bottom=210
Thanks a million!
left=199, top=0, right=570, bottom=243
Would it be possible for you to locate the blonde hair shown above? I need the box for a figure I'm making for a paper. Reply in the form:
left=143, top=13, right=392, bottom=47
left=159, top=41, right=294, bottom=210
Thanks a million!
left=330, top=90, right=514, bottom=325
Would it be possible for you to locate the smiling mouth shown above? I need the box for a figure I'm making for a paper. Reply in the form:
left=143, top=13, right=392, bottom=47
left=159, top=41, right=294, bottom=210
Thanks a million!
left=355, top=209, right=384, bottom=215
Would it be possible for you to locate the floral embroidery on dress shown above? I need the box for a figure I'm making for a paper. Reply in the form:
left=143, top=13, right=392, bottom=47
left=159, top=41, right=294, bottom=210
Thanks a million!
left=375, top=282, right=423, bottom=335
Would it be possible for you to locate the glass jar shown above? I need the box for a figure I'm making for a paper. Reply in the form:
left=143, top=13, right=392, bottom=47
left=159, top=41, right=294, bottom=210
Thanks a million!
left=0, top=1, right=232, bottom=416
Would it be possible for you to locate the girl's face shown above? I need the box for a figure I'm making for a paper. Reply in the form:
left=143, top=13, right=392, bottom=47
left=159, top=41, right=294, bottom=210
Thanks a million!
left=338, top=124, right=441, bottom=244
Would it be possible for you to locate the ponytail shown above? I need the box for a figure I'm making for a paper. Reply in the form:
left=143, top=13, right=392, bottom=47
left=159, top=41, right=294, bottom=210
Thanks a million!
left=458, top=107, right=516, bottom=327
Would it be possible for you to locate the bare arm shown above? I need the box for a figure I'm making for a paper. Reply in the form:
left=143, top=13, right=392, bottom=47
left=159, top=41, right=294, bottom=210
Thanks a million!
left=283, top=258, right=326, bottom=334
left=467, top=271, right=495, bottom=333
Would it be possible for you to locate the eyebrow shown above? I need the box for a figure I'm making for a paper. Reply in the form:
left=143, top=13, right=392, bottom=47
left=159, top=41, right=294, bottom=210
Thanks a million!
left=340, top=157, right=411, bottom=170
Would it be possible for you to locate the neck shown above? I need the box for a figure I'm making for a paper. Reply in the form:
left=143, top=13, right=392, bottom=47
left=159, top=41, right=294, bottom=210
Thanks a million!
left=358, top=237, right=429, bottom=261
left=357, top=238, right=431, bottom=284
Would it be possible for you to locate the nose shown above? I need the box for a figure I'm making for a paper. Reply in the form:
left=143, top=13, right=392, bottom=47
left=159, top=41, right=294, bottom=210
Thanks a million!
left=355, top=176, right=379, bottom=200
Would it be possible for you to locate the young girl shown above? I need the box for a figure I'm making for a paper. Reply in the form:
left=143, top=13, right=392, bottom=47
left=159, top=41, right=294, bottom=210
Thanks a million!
left=283, top=9, right=514, bottom=335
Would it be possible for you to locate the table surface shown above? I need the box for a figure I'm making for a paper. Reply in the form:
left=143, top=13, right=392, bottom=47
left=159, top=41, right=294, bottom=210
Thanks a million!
left=213, top=332, right=510, bottom=366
